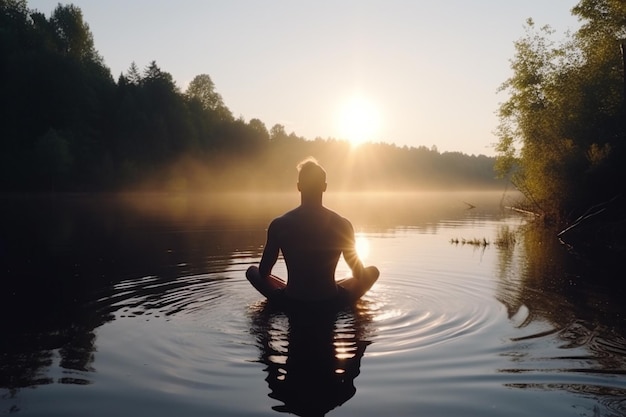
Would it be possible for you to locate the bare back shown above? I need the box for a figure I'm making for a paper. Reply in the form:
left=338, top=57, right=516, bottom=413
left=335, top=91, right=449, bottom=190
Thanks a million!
left=248, top=158, right=378, bottom=304
left=260, top=205, right=358, bottom=301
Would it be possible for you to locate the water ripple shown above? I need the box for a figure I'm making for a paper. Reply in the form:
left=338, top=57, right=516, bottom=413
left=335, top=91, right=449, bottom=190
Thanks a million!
left=358, top=269, right=500, bottom=355
left=92, top=257, right=254, bottom=321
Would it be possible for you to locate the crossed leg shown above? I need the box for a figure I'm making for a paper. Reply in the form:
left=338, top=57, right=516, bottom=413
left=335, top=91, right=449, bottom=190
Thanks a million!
left=246, top=266, right=286, bottom=299
left=336, top=266, right=380, bottom=302
left=246, top=265, right=379, bottom=303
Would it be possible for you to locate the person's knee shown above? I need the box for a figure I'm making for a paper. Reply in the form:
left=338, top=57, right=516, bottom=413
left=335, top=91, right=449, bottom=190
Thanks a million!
left=246, top=265, right=259, bottom=281
left=365, top=265, right=380, bottom=280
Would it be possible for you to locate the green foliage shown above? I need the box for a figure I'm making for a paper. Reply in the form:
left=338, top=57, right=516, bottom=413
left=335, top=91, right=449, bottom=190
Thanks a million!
left=185, top=73, right=232, bottom=122
left=0, top=1, right=503, bottom=193
left=496, top=3, right=626, bottom=222
left=50, top=3, right=98, bottom=62
left=1, top=0, right=114, bottom=190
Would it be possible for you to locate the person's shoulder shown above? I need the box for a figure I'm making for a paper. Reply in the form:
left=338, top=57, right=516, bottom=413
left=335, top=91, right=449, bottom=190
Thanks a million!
left=270, top=208, right=298, bottom=227
left=325, top=207, right=353, bottom=228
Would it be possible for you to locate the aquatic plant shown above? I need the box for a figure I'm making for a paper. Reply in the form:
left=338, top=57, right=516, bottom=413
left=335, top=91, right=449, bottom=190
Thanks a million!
left=494, top=226, right=517, bottom=248
left=450, top=228, right=517, bottom=249
left=450, top=237, right=490, bottom=247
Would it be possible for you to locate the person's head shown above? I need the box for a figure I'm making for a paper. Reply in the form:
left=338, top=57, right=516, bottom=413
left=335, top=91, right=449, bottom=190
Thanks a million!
left=297, top=157, right=327, bottom=194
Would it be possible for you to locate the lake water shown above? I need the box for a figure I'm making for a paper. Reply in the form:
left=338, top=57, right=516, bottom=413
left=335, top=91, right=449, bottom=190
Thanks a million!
left=1, top=192, right=625, bottom=416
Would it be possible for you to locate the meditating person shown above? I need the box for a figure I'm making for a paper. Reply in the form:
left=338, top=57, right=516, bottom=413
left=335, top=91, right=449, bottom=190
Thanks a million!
left=246, top=157, right=379, bottom=306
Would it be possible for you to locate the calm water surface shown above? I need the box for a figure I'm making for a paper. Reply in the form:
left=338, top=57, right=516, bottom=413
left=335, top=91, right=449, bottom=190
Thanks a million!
left=1, top=192, right=625, bottom=416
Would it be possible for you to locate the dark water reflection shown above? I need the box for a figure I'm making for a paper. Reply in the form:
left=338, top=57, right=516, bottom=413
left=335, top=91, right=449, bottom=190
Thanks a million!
left=0, top=194, right=267, bottom=405
left=1, top=192, right=625, bottom=416
left=249, top=302, right=374, bottom=416
left=497, top=222, right=626, bottom=341
left=494, top=223, right=626, bottom=414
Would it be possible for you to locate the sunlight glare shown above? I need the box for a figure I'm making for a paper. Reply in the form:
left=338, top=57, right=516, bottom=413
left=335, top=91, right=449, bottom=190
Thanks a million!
left=355, top=235, right=370, bottom=261
left=337, top=96, right=381, bottom=146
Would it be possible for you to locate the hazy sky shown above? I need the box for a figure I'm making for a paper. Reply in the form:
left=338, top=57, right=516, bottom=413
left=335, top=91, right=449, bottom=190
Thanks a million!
left=28, top=1, right=581, bottom=155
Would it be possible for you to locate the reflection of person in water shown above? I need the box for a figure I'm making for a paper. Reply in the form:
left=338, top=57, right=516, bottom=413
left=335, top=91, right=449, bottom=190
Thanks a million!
left=250, top=305, right=372, bottom=416
left=246, top=157, right=379, bottom=307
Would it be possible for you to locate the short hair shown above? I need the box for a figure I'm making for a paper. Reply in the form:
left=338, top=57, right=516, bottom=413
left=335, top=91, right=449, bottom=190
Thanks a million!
left=297, top=157, right=326, bottom=189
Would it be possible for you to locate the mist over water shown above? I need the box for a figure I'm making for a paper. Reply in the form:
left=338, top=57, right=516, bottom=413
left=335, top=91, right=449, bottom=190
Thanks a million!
left=1, top=191, right=625, bottom=416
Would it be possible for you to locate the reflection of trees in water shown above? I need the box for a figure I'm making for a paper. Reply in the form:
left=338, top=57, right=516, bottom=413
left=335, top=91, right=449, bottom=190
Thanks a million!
left=249, top=303, right=375, bottom=416
left=494, top=222, right=626, bottom=412
left=495, top=222, right=626, bottom=335
left=0, top=194, right=266, bottom=410
left=495, top=223, right=575, bottom=328
left=0, top=311, right=104, bottom=413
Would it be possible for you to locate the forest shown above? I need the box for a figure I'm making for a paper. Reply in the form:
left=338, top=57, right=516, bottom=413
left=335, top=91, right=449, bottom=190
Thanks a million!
left=496, top=0, right=625, bottom=225
left=0, top=1, right=503, bottom=193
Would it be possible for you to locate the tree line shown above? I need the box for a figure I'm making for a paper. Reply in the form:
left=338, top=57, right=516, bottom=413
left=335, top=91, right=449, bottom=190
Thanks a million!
left=1, top=1, right=503, bottom=193
left=496, top=0, right=626, bottom=223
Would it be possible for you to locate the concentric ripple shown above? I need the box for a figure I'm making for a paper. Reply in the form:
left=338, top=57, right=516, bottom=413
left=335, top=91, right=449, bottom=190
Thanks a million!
left=92, top=251, right=258, bottom=321
left=356, top=269, right=502, bottom=355
left=93, top=246, right=505, bottom=360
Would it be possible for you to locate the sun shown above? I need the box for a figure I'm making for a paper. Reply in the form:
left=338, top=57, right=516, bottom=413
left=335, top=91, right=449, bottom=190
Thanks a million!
left=336, top=95, right=381, bottom=146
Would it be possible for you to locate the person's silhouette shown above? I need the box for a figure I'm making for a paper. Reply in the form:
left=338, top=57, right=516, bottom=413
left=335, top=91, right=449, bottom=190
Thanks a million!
left=247, top=157, right=379, bottom=307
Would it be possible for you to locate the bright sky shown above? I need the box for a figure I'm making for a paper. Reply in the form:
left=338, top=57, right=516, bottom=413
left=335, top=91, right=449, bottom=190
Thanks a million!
left=29, top=0, right=581, bottom=156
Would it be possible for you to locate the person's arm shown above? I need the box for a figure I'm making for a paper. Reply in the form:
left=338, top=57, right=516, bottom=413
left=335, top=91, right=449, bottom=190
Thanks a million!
left=342, top=219, right=364, bottom=279
left=259, top=220, right=280, bottom=278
